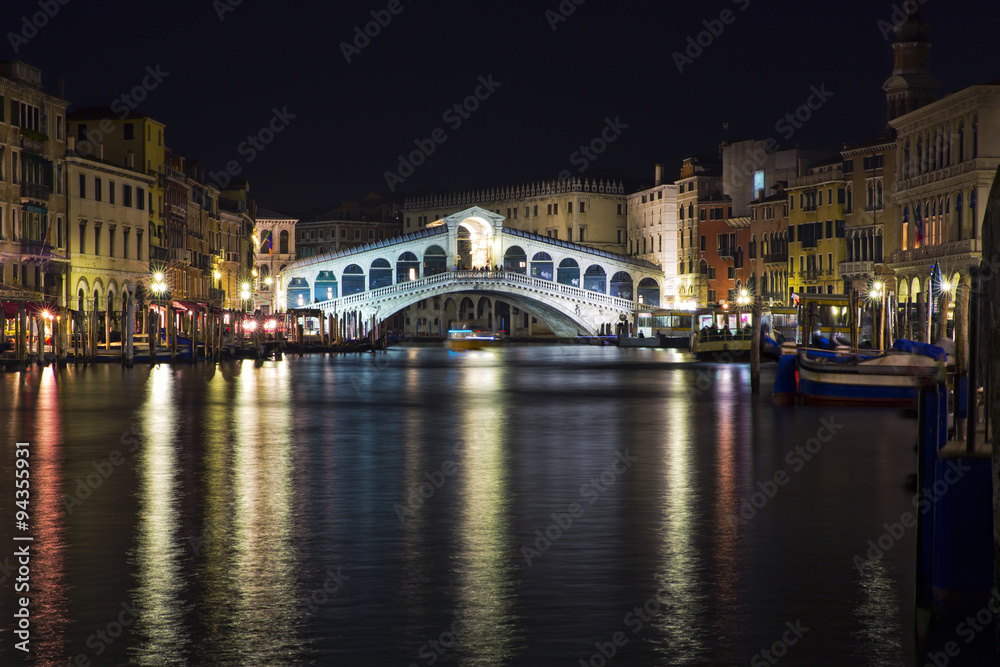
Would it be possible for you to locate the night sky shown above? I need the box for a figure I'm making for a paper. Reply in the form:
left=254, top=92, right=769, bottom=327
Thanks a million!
left=4, top=0, right=999, bottom=211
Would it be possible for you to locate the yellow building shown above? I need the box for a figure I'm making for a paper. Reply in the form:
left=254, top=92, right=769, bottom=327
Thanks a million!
left=67, top=109, right=167, bottom=265
left=786, top=158, right=847, bottom=297
left=839, top=138, right=897, bottom=293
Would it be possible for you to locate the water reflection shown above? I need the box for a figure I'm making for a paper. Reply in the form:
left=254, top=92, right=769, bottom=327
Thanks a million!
left=452, top=359, right=521, bottom=665
left=28, top=369, right=69, bottom=664
left=229, top=361, right=304, bottom=663
left=132, top=365, right=188, bottom=665
left=653, top=370, right=709, bottom=663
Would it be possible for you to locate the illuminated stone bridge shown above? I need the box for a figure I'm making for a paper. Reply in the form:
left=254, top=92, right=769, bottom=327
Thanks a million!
left=279, top=207, right=664, bottom=337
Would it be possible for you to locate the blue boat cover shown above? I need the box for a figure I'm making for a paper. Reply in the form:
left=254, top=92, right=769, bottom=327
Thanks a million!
left=892, top=339, right=947, bottom=361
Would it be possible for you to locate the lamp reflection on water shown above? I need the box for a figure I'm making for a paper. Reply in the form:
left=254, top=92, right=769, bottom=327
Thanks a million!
left=449, top=361, right=520, bottom=663
left=133, top=364, right=188, bottom=663
left=28, top=369, right=70, bottom=664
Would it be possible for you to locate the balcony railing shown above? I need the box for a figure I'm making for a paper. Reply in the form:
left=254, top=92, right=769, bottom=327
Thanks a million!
left=169, top=248, right=191, bottom=264
left=208, top=288, right=225, bottom=303
left=150, top=245, right=170, bottom=262
left=839, top=261, right=875, bottom=276
left=20, top=181, right=52, bottom=201
left=889, top=239, right=982, bottom=265
left=799, top=268, right=820, bottom=282
left=718, top=247, right=734, bottom=259
left=764, top=252, right=788, bottom=264
left=17, top=239, right=54, bottom=257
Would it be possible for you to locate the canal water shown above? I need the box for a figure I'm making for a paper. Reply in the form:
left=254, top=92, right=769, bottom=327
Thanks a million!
left=0, top=346, right=939, bottom=665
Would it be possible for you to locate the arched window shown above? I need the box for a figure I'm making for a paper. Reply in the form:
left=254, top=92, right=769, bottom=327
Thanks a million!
left=876, top=181, right=883, bottom=209
left=279, top=230, right=289, bottom=254
left=556, top=258, right=580, bottom=287
left=637, top=278, right=660, bottom=307
left=867, top=182, right=874, bottom=211
left=845, top=184, right=853, bottom=213
left=610, top=272, right=634, bottom=300
left=583, top=265, right=607, bottom=293
left=423, top=245, right=447, bottom=275
left=530, top=252, right=553, bottom=281
left=972, top=116, right=979, bottom=159
left=342, top=264, right=365, bottom=296
left=957, top=123, right=965, bottom=162
left=370, top=258, right=392, bottom=289
left=917, top=138, right=923, bottom=174
left=903, top=141, right=911, bottom=178
left=396, top=251, right=420, bottom=282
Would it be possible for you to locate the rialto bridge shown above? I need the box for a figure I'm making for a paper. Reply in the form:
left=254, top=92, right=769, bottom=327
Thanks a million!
left=278, top=207, right=665, bottom=337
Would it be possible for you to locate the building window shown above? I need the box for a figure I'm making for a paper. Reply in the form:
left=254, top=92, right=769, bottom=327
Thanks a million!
left=123, top=229, right=130, bottom=259
left=700, top=235, right=706, bottom=251
left=708, top=267, right=716, bottom=280
left=79, top=174, right=86, bottom=198
left=354, top=229, right=361, bottom=240
left=579, top=228, right=586, bottom=242
left=124, top=123, right=135, bottom=140
left=94, top=177, right=102, bottom=202
left=568, top=202, right=573, bottom=214
left=617, top=204, right=623, bottom=215
left=109, top=181, right=116, bottom=205
left=708, top=289, right=716, bottom=303
left=109, top=229, right=115, bottom=257
left=56, top=216, right=63, bottom=247
left=79, top=224, right=86, bottom=253
left=94, top=227, right=101, bottom=255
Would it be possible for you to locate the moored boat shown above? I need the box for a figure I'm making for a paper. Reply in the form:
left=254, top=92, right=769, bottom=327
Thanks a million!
left=446, top=327, right=503, bottom=351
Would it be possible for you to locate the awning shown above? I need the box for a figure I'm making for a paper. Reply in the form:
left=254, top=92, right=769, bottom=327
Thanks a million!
left=2, top=301, right=46, bottom=318
left=171, top=300, right=207, bottom=312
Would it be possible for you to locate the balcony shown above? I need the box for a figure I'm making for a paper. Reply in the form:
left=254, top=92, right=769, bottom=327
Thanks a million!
left=718, top=246, right=734, bottom=259
left=839, top=261, right=875, bottom=277
left=20, top=133, right=47, bottom=155
left=169, top=248, right=191, bottom=264
left=20, top=181, right=52, bottom=202
left=800, top=268, right=820, bottom=282
left=889, top=239, right=982, bottom=267
left=17, top=239, right=54, bottom=258
left=226, top=252, right=240, bottom=263
left=764, top=252, right=788, bottom=265
left=208, top=288, right=225, bottom=303
left=150, top=245, right=170, bottom=262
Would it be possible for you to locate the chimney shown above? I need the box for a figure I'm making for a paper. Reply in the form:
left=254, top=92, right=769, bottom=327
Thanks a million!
left=654, top=163, right=663, bottom=186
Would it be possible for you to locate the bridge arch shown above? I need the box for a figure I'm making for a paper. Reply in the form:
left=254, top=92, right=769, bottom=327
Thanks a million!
left=531, top=252, right=553, bottom=281
left=396, top=251, right=420, bottom=282
left=342, top=264, right=365, bottom=296
left=370, top=258, right=392, bottom=289
left=503, top=246, right=527, bottom=274
left=584, top=265, right=607, bottom=293
left=287, top=277, right=310, bottom=307
left=557, top=258, right=581, bottom=287
left=610, top=271, right=633, bottom=300
left=316, top=271, right=338, bottom=302
left=637, top=277, right=660, bottom=307
left=424, top=245, right=448, bottom=275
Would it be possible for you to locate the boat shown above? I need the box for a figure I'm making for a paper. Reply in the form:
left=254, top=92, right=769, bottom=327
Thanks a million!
left=446, top=324, right=503, bottom=351
left=791, top=343, right=943, bottom=406
left=689, top=307, right=754, bottom=361
left=772, top=292, right=947, bottom=405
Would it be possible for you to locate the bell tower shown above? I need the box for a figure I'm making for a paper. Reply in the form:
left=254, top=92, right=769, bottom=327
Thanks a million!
left=883, top=10, right=939, bottom=122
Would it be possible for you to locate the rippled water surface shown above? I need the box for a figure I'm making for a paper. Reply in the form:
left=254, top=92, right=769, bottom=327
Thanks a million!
left=1, top=346, right=927, bottom=665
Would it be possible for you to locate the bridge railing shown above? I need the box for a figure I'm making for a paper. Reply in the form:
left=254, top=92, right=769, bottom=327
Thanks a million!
left=309, top=271, right=637, bottom=313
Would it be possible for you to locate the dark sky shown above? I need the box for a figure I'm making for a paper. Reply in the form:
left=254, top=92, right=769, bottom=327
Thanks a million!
left=4, top=0, right=998, bottom=212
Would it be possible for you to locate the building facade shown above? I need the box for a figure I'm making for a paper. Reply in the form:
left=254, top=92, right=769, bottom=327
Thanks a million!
left=403, top=178, right=628, bottom=254
left=839, top=137, right=897, bottom=293
left=744, top=185, right=790, bottom=306
left=888, top=84, right=1000, bottom=339
left=65, top=150, right=153, bottom=320
left=786, top=158, right=847, bottom=298
left=626, top=164, right=677, bottom=298
left=0, top=61, right=69, bottom=305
